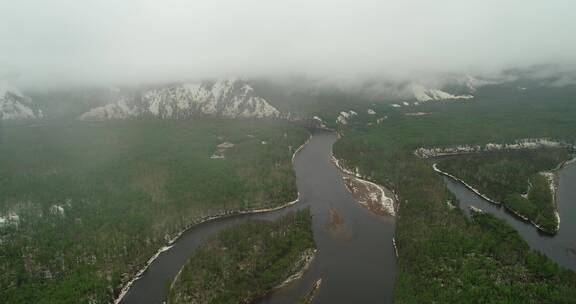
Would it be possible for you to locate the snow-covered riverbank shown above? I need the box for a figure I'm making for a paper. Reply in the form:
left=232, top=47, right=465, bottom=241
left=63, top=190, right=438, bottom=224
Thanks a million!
left=331, top=155, right=397, bottom=216
left=416, top=138, right=573, bottom=159
left=432, top=164, right=500, bottom=205
left=274, top=248, right=317, bottom=289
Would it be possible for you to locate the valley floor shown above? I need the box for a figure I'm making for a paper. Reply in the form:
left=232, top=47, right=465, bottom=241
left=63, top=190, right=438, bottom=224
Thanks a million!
left=0, top=119, right=308, bottom=304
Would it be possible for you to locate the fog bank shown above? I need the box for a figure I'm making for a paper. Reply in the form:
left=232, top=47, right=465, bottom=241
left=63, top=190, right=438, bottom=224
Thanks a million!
left=2, top=0, right=576, bottom=87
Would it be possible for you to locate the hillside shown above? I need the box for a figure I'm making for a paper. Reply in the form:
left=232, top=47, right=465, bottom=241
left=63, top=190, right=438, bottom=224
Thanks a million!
left=0, top=84, right=43, bottom=120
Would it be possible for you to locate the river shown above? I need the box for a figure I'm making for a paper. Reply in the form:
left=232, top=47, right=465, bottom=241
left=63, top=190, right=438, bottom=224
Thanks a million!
left=120, top=130, right=397, bottom=304
left=442, top=161, right=576, bottom=271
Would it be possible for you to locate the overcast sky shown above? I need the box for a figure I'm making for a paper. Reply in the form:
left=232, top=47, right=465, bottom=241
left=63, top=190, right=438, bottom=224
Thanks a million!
left=1, top=0, right=575, bottom=86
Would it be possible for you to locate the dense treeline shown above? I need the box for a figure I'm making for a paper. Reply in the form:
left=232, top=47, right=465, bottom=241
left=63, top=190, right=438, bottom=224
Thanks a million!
left=0, top=119, right=308, bottom=303
left=168, top=210, right=315, bottom=304
left=333, top=94, right=576, bottom=302
left=436, top=149, right=572, bottom=232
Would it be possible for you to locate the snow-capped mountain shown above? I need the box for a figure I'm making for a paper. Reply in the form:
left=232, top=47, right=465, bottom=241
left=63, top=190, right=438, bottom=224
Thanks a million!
left=411, top=84, right=474, bottom=102
left=0, top=84, right=43, bottom=120
left=79, top=79, right=280, bottom=120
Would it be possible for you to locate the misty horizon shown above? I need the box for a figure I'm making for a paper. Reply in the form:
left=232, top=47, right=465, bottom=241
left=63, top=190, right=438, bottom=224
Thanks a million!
left=2, top=0, right=576, bottom=88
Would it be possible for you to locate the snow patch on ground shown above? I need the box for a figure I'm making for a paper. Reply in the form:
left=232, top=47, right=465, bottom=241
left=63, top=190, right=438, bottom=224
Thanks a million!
left=275, top=248, right=316, bottom=289
left=0, top=212, right=20, bottom=227
left=312, top=115, right=327, bottom=128
left=469, top=206, right=484, bottom=214
left=393, top=238, right=399, bottom=258
left=336, top=110, right=358, bottom=125
left=210, top=141, right=235, bottom=159
left=405, top=112, right=430, bottom=117
left=50, top=205, right=65, bottom=216
left=376, top=117, right=387, bottom=124
left=540, top=171, right=560, bottom=230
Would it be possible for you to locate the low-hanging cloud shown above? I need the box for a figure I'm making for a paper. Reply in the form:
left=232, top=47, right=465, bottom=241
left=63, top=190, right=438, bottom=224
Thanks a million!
left=2, top=0, right=575, bottom=87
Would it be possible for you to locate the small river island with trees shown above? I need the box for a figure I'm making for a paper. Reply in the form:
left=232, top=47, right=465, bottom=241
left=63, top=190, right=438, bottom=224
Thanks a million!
left=168, top=210, right=315, bottom=304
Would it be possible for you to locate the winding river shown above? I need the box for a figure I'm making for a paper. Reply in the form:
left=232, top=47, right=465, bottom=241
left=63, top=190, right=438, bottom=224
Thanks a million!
left=120, top=130, right=397, bottom=304
left=442, top=161, right=576, bottom=271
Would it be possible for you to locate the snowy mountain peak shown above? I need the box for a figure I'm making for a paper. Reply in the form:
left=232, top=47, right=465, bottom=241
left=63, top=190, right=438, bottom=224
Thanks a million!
left=411, top=83, right=474, bottom=102
left=0, top=84, right=43, bottom=120
left=79, top=79, right=280, bottom=121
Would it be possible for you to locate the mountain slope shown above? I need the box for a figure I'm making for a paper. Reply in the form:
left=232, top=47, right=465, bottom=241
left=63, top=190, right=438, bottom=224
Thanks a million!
left=79, top=79, right=280, bottom=120
left=0, top=85, right=43, bottom=120
left=411, top=83, right=474, bottom=102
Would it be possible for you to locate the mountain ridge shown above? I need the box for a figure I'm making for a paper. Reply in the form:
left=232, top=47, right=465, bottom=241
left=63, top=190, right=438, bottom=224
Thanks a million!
left=78, top=79, right=280, bottom=120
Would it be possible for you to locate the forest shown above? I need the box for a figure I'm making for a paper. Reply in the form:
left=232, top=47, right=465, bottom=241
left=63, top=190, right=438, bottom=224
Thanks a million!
left=0, top=119, right=308, bottom=303
left=168, top=210, right=315, bottom=304
left=333, top=91, right=576, bottom=303
left=2, top=80, right=576, bottom=303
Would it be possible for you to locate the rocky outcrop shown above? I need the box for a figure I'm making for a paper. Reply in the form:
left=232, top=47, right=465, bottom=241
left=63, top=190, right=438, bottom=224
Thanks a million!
left=411, top=83, right=474, bottom=102
left=336, top=110, right=357, bottom=125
